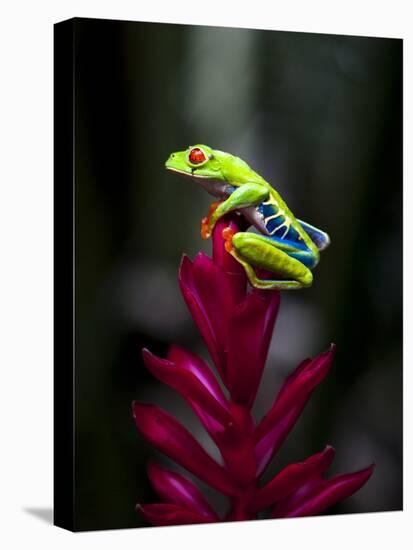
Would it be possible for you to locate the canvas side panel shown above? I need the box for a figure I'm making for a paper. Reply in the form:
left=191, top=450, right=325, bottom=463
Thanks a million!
left=53, top=18, right=75, bottom=532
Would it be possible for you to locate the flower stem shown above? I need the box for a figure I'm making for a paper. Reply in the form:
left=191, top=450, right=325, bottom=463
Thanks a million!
left=226, top=484, right=257, bottom=521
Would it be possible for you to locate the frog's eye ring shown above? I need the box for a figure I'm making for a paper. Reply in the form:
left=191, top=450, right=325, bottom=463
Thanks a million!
left=188, top=147, right=208, bottom=166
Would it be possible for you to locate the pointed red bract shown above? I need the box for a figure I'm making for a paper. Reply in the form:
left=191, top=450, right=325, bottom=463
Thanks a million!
left=250, top=446, right=336, bottom=513
left=272, top=464, right=375, bottom=518
left=254, top=345, right=335, bottom=474
left=132, top=402, right=236, bottom=496
left=226, top=289, right=280, bottom=406
left=167, top=345, right=228, bottom=408
left=179, top=255, right=225, bottom=377
left=142, top=347, right=232, bottom=430
left=147, top=463, right=218, bottom=519
left=137, top=503, right=215, bottom=526
left=255, top=345, right=335, bottom=442
left=179, top=247, right=250, bottom=381
left=192, top=253, right=233, bottom=356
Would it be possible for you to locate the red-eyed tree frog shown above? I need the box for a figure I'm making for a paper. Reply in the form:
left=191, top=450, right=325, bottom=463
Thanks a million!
left=165, top=144, right=330, bottom=290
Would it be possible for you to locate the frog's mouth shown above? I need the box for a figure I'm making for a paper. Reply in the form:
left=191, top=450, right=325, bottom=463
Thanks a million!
left=165, top=166, right=210, bottom=179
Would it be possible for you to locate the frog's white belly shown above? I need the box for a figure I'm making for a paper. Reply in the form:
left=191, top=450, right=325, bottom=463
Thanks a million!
left=197, top=178, right=233, bottom=199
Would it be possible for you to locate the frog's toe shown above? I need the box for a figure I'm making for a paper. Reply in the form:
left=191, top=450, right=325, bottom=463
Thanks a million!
left=222, top=226, right=235, bottom=253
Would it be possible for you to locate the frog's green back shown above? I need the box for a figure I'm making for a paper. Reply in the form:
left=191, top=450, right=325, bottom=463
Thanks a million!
left=218, top=149, right=293, bottom=217
left=218, top=151, right=268, bottom=186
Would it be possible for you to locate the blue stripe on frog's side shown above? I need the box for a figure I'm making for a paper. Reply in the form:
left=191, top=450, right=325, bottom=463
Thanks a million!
left=257, top=202, right=275, bottom=219
left=266, top=214, right=285, bottom=235
left=282, top=224, right=301, bottom=243
left=256, top=202, right=305, bottom=246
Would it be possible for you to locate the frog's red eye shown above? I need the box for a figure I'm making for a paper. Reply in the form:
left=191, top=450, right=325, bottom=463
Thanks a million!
left=189, top=147, right=207, bottom=165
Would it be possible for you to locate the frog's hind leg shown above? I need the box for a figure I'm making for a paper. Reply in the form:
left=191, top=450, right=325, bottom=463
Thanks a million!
left=225, top=231, right=313, bottom=290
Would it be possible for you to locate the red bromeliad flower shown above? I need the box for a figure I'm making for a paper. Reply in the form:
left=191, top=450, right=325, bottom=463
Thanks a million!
left=132, top=216, right=374, bottom=526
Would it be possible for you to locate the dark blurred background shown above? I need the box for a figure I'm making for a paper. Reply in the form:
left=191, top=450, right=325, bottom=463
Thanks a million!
left=73, top=18, right=402, bottom=530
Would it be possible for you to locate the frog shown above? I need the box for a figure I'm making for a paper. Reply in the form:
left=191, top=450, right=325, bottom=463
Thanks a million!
left=165, top=144, right=330, bottom=290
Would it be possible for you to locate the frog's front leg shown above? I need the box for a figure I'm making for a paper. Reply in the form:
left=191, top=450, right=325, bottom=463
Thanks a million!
left=202, top=183, right=268, bottom=239
left=224, top=231, right=315, bottom=290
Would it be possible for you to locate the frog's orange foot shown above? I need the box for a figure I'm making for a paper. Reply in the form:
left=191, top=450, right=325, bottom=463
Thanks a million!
left=222, top=226, right=235, bottom=253
left=201, top=202, right=222, bottom=239
left=208, top=201, right=221, bottom=217
left=201, top=217, right=211, bottom=240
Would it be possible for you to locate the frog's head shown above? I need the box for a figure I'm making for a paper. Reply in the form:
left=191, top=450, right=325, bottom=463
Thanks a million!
left=165, top=145, right=226, bottom=184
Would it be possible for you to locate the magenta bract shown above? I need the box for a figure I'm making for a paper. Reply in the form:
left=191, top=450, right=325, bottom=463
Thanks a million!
left=133, top=215, right=374, bottom=526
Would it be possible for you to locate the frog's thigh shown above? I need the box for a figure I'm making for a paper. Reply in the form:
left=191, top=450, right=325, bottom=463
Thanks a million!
left=232, top=232, right=313, bottom=290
